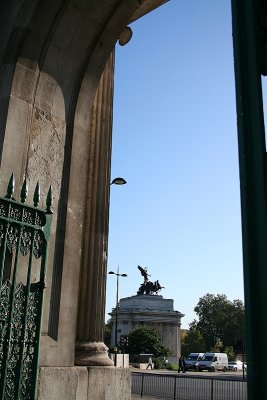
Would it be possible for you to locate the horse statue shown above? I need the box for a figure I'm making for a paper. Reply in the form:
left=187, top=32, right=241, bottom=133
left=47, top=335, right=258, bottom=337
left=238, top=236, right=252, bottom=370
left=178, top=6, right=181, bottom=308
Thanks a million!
left=137, top=266, right=165, bottom=295
left=152, top=280, right=165, bottom=294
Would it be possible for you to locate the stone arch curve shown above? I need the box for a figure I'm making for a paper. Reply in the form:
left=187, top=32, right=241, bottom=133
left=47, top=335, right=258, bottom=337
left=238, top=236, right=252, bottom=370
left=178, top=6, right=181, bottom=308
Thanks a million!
left=0, top=0, right=168, bottom=367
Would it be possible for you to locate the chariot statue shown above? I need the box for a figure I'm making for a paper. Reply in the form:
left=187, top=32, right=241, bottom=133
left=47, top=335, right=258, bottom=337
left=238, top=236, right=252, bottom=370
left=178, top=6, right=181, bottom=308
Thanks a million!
left=137, top=265, right=165, bottom=295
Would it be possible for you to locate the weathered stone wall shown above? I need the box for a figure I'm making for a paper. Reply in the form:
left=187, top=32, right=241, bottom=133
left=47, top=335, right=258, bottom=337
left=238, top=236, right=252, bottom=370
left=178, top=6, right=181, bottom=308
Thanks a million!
left=38, top=367, right=131, bottom=400
left=0, top=0, right=141, bottom=368
left=0, top=2, right=169, bottom=397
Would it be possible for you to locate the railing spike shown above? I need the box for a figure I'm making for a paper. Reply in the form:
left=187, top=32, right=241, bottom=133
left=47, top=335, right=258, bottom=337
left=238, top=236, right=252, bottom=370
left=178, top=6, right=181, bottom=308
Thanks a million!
left=20, top=177, right=28, bottom=203
left=5, top=173, right=15, bottom=199
left=46, top=185, right=53, bottom=214
left=33, top=181, right=40, bottom=207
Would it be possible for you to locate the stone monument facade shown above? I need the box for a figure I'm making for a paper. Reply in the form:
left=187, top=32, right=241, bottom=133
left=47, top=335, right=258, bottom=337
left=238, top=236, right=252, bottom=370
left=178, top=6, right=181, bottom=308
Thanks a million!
left=109, top=266, right=184, bottom=356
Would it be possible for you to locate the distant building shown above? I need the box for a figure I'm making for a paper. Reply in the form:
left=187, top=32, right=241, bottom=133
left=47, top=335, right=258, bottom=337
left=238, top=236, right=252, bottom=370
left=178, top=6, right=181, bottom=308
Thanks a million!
left=109, top=293, right=184, bottom=356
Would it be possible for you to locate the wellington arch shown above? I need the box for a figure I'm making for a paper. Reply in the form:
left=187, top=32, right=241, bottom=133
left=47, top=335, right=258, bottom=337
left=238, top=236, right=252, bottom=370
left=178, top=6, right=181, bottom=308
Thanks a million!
left=0, top=1, right=267, bottom=400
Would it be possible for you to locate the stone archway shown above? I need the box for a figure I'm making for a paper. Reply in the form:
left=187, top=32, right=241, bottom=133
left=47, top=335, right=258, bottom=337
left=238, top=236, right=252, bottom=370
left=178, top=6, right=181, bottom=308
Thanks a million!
left=0, top=1, right=168, bottom=397
left=0, top=0, right=140, bottom=367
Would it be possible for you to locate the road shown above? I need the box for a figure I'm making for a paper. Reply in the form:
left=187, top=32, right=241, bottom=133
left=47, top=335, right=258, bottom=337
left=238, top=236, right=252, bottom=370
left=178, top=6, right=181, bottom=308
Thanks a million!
left=141, top=368, right=246, bottom=380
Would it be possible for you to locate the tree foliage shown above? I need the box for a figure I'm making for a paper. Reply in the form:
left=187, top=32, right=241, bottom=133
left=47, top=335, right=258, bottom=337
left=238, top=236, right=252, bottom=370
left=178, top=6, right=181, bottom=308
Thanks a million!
left=210, top=337, right=223, bottom=352
left=126, top=326, right=169, bottom=358
left=104, top=320, right=112, bottom=348
left=190, top=293, right=245, bottom=353
left=224, top=346, right=235, bottom=361
left=181, top=327, right=206, bottom=356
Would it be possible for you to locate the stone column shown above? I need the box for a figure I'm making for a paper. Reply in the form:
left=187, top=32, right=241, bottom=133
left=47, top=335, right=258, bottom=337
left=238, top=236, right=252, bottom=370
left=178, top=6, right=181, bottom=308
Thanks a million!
left=75, top=51, right=115, bottom=366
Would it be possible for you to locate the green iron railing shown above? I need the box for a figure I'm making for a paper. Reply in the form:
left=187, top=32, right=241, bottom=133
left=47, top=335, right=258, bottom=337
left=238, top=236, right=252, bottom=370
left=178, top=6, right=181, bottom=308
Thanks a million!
left=0, top=174, right=52, bottom=400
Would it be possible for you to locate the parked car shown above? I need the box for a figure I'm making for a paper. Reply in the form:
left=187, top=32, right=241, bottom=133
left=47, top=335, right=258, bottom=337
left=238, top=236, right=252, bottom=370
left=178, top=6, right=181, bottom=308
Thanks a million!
left=228, top=360, right=246, bottom=371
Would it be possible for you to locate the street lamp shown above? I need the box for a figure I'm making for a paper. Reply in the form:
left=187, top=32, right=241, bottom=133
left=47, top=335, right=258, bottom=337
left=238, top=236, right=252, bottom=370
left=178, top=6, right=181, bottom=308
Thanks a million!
left=108, top=267, right=127, bottom=366
left=108, top=178, right=127, bottom=366
left=110, top=177, right=127, bottom=185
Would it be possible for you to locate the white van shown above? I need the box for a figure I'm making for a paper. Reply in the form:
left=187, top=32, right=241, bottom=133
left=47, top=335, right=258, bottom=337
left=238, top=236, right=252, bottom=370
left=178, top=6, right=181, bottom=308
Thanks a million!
left=185, top=353, right=205, bottom=371
left=197, top=352, right=228, bottom=372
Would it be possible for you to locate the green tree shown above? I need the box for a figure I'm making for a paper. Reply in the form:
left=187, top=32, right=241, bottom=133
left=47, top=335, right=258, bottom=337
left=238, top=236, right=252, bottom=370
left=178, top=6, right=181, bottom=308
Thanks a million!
left=127, top=326, right=169, bottom=358
left=210, top=337, right=223, bottom=352
left=181, top=327, right=206, bottom=356
left=192, top=293, right=245, bottom=352
left=104, top=320, right=112, bottom=348
left=224, top=346, right=235, bottom=361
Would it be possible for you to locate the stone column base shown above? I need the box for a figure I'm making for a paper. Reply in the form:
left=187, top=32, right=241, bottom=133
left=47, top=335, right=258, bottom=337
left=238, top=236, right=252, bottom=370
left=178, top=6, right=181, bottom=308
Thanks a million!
left=38, top=366, right=131, bottom=400
left=75, top=341, right=114, bottom=366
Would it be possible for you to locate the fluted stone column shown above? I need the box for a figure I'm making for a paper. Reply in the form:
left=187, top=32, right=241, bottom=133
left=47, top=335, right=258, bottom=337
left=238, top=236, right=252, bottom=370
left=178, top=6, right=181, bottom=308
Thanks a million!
left=75, top=51, right=115, bottom=366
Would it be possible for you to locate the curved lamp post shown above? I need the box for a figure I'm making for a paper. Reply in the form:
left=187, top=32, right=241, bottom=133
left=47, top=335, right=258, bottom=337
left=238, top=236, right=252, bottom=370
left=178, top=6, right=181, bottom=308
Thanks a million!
left=108, top=268, right=127, bottom=366
left=108, top=178, right=127, bottom=366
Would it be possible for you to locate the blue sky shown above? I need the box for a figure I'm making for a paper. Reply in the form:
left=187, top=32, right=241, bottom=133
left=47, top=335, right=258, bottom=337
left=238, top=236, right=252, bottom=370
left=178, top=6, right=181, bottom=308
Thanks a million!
left=106, top=0, right=244, bottom=329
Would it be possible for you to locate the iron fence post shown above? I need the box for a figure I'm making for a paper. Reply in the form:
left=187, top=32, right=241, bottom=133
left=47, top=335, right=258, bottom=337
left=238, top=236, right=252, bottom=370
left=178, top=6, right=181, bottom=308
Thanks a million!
left=210, top=378, right=213, bottom=400
left=173, top=375, right=177, bottom=400
left=140, top=373, right=144, bottom=398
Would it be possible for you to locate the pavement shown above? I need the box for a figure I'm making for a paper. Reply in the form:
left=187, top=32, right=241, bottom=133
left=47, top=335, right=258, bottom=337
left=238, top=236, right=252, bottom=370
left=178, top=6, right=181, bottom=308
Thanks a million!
left=132, top=395, right=163, bottom=400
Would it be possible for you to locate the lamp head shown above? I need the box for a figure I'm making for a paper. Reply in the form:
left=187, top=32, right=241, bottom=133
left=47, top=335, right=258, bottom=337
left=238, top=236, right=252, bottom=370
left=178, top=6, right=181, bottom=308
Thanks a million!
left=110, top=177, right=127, bottom=185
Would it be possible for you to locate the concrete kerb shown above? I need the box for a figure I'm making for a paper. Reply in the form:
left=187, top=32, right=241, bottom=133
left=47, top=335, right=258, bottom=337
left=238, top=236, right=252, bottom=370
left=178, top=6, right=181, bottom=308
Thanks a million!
left=132, top=395, right=165, bottom=400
